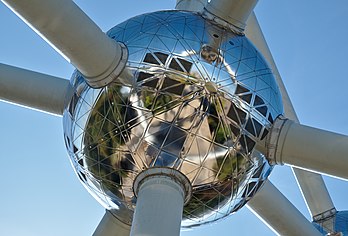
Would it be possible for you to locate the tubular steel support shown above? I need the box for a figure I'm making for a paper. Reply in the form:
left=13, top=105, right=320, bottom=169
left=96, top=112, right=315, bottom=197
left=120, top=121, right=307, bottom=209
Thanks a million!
left=268, top=117, right=348, bottom=181
left=2, top=0, right=128, bottom=88
left=204, top=0, right=258, bottom=32
left=0, top=63, right=69, bottom=116
left=93, top=210, right=131, bottom=236
left=175, top=0, right=207, bottom=12
left=247, top=181, right=321, bottom=236
left=131, top=168, right=191, bottom=236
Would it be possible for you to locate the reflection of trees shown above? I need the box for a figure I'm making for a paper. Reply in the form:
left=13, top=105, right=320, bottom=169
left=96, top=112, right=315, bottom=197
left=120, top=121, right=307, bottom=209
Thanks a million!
left=183, top=95, right=252, bottom=220
left=183, top=181, right=232, bottom=220
left=153, top=94, right=178, bottom=114
left=207, top=98, right=228, bottom=145
left=183, top=151, right=251, bottom=221
left=83, top=84, right=136, bottom=200
left=81, top=76, right=254, bottom=220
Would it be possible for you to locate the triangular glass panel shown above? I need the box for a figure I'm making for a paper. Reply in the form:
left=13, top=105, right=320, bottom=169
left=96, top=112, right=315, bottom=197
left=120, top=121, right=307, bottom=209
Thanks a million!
left=137, top=71, right=154, bottom=82
left=126, top=34, right=154, bottom=48
left=261, top=128, right=269, bottom=140
left=125, top=19, right=142, bottom=29
left=142, top=77, right=159, bottom=89
left=145, top=120, right=170, bottom=137
left=143, top=53, right=160, bottom=65
left=141, top=24, right=160, bottom=36
left=163, top=135, right=187, bottom=156
left=155, top=25, right=174, bottom=38
left=163, top=126, right=186, bottom=145
left=127, top=47, right=146, bottom=63
left=241, top=44, right=256, bottom=60
left=157, top=35, right=178, bottom=53
left=142, top=15, right=159, bottom=25
left=256, top=88, right=271, bottom=103
left=255, top=57, right=268, bottom=70
left=172, top=40, right=189, bottom=56
left=235, top=84, right=249, bottom=94
left=187, top=24, right=205, bottom=39
left=241, top=57, right=257, bottom=70
left=246, top=135, right=256, bottom=153
left=123, top=26, right=144, bottom=42
left=154, top=151, right=178, bottom=167
left=254, top=95, right=265, bottom=106
left=268, top=113, right=274, bottom=124
left=148, top=36, right=171, bottom=53
left=154, top=52, right=169, bottom=65
left=256, top=105, right=268, bottom=117
left=169, top=22, right=185, bottom=37
left=193, top=136, right=212, bottom=164
left=138, top=89, right=157, bottom=110
left=194, top=167, right=218, bottom=185
left=239, top=94, right=252, bottom=104
left=255, top=77, right=270, bottom=92
left=180, top=160, right=201, bottom=181
left=177, top=58, right=193, bottom=73
left=253, top=118, right=263, bottom=137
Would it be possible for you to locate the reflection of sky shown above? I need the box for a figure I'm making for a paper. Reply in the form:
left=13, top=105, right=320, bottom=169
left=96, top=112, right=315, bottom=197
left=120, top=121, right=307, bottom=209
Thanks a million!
left=0, top=1, right=348, bottom=235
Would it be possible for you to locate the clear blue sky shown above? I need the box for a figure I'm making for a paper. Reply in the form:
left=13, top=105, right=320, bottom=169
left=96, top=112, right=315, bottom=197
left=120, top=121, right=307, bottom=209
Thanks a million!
left=0, top=1, right=348, bottom=235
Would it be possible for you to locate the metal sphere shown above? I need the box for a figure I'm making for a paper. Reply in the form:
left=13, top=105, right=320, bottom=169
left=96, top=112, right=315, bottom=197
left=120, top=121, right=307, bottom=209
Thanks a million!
left=63, top=10, right=283, bottom=227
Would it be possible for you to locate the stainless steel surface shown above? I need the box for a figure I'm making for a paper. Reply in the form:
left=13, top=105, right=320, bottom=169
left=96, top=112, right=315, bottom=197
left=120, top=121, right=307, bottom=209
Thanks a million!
left=63, top=10, right=283, bottom=227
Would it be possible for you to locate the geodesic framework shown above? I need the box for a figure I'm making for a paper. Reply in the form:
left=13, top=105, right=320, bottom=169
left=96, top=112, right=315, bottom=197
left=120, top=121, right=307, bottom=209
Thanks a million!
left=63, top=11, right=283, bottom=226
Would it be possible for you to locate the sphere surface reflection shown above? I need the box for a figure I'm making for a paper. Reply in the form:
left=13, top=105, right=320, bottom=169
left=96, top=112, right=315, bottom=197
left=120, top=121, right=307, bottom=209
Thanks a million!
left=63, top=10, right=283, bottom=227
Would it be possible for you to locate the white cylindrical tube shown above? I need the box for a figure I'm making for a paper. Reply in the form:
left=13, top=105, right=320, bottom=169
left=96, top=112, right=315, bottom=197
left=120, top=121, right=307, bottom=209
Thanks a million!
left=131, top=168, right=191, bottom=236
left=248, top=181, right=322, bottom=236
left=204, top=0, right=258, bottom=31
left=2, top=0, right=127, bottom=88
left=270, top=118, right=348, bottom=181
left=93, top=210, right=131, bottom=236
left=175, top=0, right=207, bottom=12
left=131, top=176, right=184, bottom=236
left=0, top=63, right=69, bottom=116
left=292, top=168, right=335, bottom=218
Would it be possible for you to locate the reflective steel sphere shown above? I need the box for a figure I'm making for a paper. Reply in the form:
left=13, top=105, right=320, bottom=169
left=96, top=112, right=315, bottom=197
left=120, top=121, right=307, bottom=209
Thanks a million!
left=63, top=10, right=283, bottom=227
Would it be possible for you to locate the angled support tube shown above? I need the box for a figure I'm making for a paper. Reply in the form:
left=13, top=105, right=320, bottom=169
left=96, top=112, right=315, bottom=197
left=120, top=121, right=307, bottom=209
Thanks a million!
left=247, top=181, right=321, bottom=236
left=0, top=63, right=68, bottom=116
left=268, top=116, right=348, bottom=181
left=204, top=0, right=258, bottom=32
left=131, top=168, right=191, bottom=236
left=175, top=0, right=207, bottom=12
left=1, top=0, right=128, bottom=88
left=93, top=210, right=131, bottom=236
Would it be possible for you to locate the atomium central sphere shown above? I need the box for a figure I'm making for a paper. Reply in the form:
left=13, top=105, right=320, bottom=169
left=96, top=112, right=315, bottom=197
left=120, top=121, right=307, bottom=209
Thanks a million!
left=63, top=10, right=283, bottom=227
